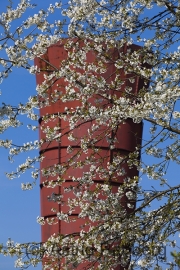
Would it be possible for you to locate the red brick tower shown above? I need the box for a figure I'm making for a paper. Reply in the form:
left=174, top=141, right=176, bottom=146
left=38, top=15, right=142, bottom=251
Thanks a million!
left=35, top=39, right=147, bottom=269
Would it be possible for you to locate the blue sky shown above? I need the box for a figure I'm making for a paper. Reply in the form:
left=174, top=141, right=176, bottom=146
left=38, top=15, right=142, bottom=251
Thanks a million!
left=0, top=59, right=41, bottom=269
left=0, top=2, right=42, bottom=269
left=0, top=0, right=179, bottom=269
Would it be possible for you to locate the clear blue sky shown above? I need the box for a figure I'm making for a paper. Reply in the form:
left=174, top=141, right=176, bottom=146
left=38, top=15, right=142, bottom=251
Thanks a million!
left=0, top=1, right=53, bottom=269
left=0, top=66, right=41, bottom=268
left=0, top=55, right=41, bottom=269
